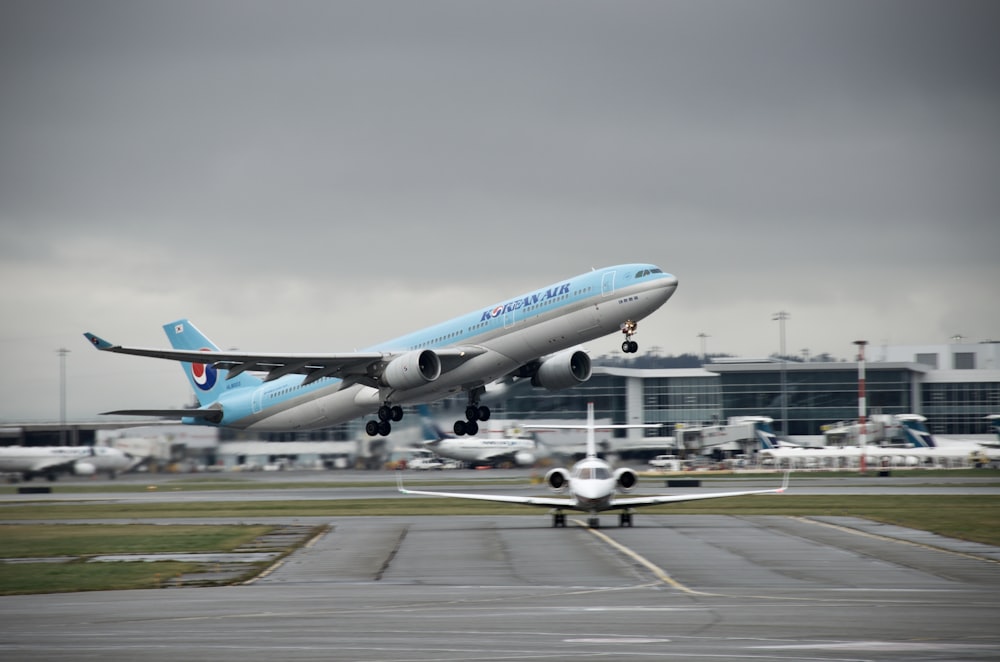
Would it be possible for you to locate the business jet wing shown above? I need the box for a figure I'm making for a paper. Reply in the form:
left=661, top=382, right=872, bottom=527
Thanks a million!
left=84, top=333, right=486, bottom=385
left=397, top=472, right=789, bottom=510
left=396, top=473, right=570, bottom=508
left=611, top=472, right=790, bottom=508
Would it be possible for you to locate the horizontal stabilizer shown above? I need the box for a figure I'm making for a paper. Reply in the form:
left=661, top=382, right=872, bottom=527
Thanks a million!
left=101, top=409, right=224, bottom=424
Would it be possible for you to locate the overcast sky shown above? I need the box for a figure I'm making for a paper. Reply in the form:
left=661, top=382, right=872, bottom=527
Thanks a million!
left=1, top=0, right=998, bottom=422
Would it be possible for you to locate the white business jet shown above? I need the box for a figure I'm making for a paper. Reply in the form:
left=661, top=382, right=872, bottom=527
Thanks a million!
left=398, top=403, right=789, bottom=528
left=85, top=264, right=677, bottom=436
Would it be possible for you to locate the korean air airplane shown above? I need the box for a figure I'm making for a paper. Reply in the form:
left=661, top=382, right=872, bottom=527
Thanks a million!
left=84, top=264, right=677, bottom=436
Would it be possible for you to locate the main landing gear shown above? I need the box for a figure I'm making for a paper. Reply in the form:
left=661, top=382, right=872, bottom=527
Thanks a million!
left=621, top=319, right=639, bottom=354
left=365, top=404, right=403, bottom=437
left=453, top=388, right=490, bottom=436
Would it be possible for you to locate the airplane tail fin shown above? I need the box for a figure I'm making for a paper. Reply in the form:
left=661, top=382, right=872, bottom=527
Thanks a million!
left=163, top=319, right=260, bottom=406
left=416, top=405, right=451, bottom=443
left=754, top=420, right=780, bottom=450
left=899, top=417, right=936, bottom=448
left=585, top=402, right=597, bottom=458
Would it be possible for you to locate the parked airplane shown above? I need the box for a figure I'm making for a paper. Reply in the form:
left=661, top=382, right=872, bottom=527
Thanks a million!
left=897, top=414, right=1000, bottom=461
left=398, top=403, right=788, bottom=528
left=85, top=264, right=677, bottom=436
left=0, top=445, right=136, bottom=482
left=417, top=405, right=540, bottom=467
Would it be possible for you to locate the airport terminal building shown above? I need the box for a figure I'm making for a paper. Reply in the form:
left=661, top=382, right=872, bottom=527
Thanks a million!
left=499, top=340, right=1000, bottom=441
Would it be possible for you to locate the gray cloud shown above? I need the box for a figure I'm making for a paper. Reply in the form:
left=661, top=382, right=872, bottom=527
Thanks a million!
left=1, top=0, right=998, bottom=419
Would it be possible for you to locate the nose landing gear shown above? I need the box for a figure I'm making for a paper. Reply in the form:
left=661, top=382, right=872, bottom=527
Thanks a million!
left=621, top=319, right=639, bottom=353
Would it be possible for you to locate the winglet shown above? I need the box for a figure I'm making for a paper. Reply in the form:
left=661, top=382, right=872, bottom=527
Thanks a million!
left=395, top=470, right=409, bottom=494
left=83, top=332, right=115, bottom=351
left=777, top=470, right=791, bottom=493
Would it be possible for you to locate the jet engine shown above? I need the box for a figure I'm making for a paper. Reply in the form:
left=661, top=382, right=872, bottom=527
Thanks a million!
left=530, top=349, right=592, bottom=391
left=382, top=350, right=442, bottom=390
left=545, top=467, right=571, bottom=493
left=514, top=450, right=536, bottom=466
left=72, top=462, right=96, bottom=476
left=614, top=467, right=638, bottom=493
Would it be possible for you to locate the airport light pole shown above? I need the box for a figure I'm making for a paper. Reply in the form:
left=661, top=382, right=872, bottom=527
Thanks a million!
left=773, top=311, right=789, bottom=439
left=57, top=348, right=70, bottom=445
left=854, top=340, right=868, bottom=474
left=697, top=332, right=710, bottom=363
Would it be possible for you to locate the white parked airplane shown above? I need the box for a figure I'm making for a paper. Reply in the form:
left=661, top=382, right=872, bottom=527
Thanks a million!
left=85, top=264, right=677, bottom=436
left=896, top=414, right=1000, bottom=463
left=398, top=403, right=789, bottom=528
left=0, top=445, right=136, bottom=482
left=416, top=405, right=541, bottom=466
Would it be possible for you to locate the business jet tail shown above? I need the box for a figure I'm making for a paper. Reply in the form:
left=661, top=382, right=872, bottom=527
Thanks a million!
left=164, top=319, right=261, bottom=406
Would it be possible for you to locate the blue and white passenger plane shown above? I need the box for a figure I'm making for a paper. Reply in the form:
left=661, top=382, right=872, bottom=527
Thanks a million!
left=84, top=264, right=678, bottom=436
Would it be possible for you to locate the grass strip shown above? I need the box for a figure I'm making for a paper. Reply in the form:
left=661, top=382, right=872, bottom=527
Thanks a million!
left=1, top=495, right=998, bottom=545
left=0, top=523, right=273, bottom=558
left=0, top=561, right=202, bottom=595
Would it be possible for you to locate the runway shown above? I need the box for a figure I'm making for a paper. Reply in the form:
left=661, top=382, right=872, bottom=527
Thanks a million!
left=3, top=509, right=1000, bottom=660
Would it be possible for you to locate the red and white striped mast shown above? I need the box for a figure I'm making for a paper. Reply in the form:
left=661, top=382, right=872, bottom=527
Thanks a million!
left=854, top=340, right=868, bottom=474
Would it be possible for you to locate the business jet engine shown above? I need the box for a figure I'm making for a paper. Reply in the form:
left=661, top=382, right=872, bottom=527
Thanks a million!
left=614, top=467, right=638, bottom=493
left=72, top=462, right=97, bottom=476
left=530, top=349, right=592, bottom=391
left=382, top=350, right=442, bottom=390
left=545, top=467, right=571, bottom=493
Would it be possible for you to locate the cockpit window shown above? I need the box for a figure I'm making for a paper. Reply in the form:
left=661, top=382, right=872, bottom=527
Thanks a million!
left=574, top=465, right=610, bottom=480
left=635, top=268, right=664, bottom=278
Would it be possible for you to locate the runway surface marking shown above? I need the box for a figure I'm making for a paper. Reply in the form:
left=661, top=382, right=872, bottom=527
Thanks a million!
left=571, top=518, right=716, bottom=596
left=795, top=516, right=1000, bottom=565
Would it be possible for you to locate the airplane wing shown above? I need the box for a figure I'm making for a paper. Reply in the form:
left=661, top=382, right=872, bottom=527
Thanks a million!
left=84, top=333, right=486, bottom=386
left=610, top=472, right=790, bottom=508
left=396, top=473, right=572, bottom=508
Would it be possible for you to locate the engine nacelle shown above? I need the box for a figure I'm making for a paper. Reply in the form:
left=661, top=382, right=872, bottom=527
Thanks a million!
left=530, top=349, right=592, bottom=391
left=73, top=462, right=96, bottom=476
left=382, top=350, right=442, bottom=390
left=614, top=467, right=638, bottom=493
left=513, top=450, right=536, bottom=466
left=545, top=467, right=571, bottom=493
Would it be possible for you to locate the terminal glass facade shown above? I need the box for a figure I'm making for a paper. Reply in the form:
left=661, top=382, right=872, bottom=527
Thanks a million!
left=642, top=376, right=722, bottom=429
left=715, top=366, right=915, bottom=436
left=922, top=381, right=1000, bottom=435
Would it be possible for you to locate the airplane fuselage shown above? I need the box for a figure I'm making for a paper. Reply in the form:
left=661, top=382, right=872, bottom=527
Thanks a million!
left=204, top=265, right=677, bottom=431
left=0, top=446, right=134, bottom=480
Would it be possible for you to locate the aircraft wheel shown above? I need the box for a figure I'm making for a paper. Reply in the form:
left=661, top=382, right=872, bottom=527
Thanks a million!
left=453, top=420, right=467, bottom=436
left=478, top=405, right=491, bottom=422
left=465, top=420, right=479, bottom=436
left=588, top=517, right=600, bottom=528
left=378, top=421, right=392, bottom=436
left=619, top=512, right=633, bottom=527
left=365, top=420, right=380, bottom=436
left=378, top=406, right=392, bottom=422
left=391, top=405, right=404, bottom=422
left=465, top=405, right=480, bottom=422
left=553, top=513, right=566, bottom=527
